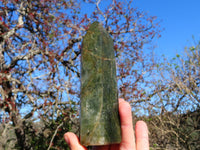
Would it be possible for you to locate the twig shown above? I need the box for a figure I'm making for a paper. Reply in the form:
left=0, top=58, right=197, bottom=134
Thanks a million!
left=47, top=122, right=63, bottom=150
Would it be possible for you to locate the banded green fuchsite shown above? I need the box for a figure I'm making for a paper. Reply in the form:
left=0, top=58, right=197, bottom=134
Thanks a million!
left=80, top=22, right=121, bottom=146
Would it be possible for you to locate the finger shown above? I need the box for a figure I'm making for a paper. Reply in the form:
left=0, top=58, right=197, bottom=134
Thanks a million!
left=118, top=98, right=136, bottom=150
left=135, top=121, right=149, bottom=150
left=64, top=132, right=87, bottom=150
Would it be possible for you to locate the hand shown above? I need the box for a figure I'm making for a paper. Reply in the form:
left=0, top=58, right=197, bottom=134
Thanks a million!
left=64, top=98, right=149, bottom=150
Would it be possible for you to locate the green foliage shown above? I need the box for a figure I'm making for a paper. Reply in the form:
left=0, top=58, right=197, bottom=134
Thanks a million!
left=12, top=115, right=74, bottom=150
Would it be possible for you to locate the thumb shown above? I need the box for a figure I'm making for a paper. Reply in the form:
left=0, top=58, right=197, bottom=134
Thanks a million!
left=64, top=132, right=87, bottom=150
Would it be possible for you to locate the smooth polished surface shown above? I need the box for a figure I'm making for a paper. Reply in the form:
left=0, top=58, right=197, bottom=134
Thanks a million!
left=80, top=22, right=121, bottom=146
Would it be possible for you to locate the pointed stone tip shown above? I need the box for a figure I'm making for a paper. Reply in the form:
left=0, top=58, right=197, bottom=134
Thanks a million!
left=91, top=21, right=100, bottom=25
left=88, top=21, right=104, bottom=31
left=90, top=21, right=100, bottom=26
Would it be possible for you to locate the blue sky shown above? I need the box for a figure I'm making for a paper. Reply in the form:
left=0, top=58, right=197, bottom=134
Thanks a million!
left=133, top=0, right=200, bottom=58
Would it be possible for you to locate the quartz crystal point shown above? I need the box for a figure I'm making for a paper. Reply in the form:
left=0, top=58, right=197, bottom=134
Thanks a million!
left=80, top=22, right=121, bottom=146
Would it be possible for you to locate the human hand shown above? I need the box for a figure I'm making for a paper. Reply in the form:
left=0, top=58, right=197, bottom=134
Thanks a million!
left=64, top=98, right=149, bottom=150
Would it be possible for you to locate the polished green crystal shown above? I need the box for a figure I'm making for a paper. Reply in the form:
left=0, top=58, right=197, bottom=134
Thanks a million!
left=80, top=22, right=121, bottom=146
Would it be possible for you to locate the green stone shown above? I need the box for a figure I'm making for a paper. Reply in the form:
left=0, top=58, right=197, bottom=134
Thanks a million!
left=80, top=22, right=121, bottom=146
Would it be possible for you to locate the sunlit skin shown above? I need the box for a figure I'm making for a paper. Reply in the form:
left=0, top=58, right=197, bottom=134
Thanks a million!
left=64, top=98, right=149, bottom=150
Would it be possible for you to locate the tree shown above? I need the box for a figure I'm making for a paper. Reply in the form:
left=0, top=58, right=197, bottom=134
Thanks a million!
left=0, top=0, right=160, bottom=149
left=147, top=42, right=200, bottom=149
